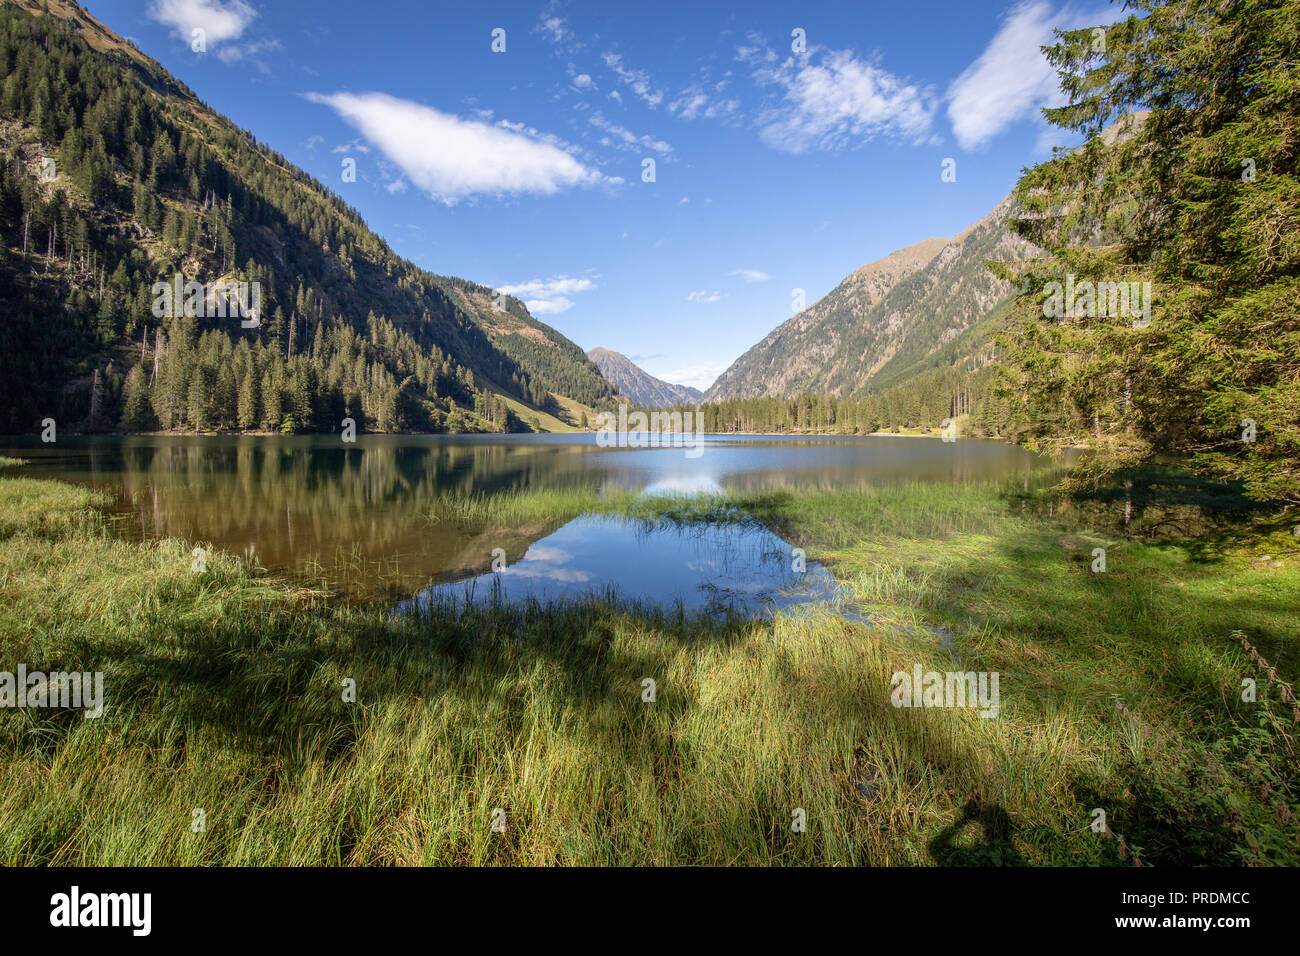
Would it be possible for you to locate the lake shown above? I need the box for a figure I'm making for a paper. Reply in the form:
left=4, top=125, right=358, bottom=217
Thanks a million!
left=1, top=434, right=1064, bottom=613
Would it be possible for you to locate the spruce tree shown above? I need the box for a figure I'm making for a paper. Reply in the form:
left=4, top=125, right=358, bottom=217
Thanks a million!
left=997, top=0, right=1299, bottom=502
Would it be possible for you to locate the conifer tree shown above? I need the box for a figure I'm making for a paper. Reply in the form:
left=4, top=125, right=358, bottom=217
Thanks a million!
left=997, top=0, right=1299, bottom=502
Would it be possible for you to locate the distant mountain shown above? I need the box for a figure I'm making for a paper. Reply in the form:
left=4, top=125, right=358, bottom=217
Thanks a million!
left=0, top=0, right=614, bottom=433
left=586, top=348, right=703, bottom=407
left=705, top=199, right=1038, bottom=402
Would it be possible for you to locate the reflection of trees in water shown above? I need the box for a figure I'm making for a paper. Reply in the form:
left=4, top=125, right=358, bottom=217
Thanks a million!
left=88, top=440, right=605, bottom=593
left=40, top=436, right=1084, bottom=599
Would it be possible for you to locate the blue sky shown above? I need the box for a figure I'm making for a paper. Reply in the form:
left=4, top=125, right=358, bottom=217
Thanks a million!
left=88, top=0, right=1117, bottom=391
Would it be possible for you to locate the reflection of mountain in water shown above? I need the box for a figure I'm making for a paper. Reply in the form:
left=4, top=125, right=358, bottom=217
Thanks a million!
left=402, top=513, right=864, bottom=621
left=3, top=433, right=1065, bottom=602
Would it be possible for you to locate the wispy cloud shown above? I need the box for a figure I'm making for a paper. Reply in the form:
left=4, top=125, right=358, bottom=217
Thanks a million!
left=305, top=92, right=617, bottom=203
left=667, top=65, right=741, bottom=122
left=498, top=275, right=597, bottom=316
left=947, top=1, right=1102, bottom=150
left=686, top=290, right=724, bottom=303
left=601, top=52, right=665, bottom=108
left=740, top=40, right=935, bottom=154
left=586, top=111, right=673, bottom=156
left=330, top=137, right=370, bottom=155
left=728, top=268, right=771, bottom=283
left=668, top=85, right=741, bottom=121
left=534, top=0, right=583, bottom=54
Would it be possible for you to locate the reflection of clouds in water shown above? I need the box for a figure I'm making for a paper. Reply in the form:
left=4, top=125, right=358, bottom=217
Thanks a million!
left=641, top=475, right=723, bottom=496
left=500, top=543, right=592, bottom=584
left=524, top=545, right=573, bottom=564
left=406, top=512, right=868, bottom=622
left=501, top=565, right=593, bottom=585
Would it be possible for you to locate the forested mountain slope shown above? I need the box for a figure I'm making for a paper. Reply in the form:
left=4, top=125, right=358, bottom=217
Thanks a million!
left=0, top=0, right=613, bottom=434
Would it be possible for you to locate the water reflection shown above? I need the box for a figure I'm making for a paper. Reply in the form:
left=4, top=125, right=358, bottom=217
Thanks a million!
left=401, top=513, right=862, bottom=620
left=1, top=433, right=1065, bottom=602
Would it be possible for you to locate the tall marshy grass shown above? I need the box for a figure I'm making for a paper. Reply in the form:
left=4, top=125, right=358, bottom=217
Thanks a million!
left=0, top=475, right=1296, bottom=865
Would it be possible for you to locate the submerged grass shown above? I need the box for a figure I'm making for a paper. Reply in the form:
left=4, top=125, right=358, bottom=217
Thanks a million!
left=1, top=473, right=1296, bottom=865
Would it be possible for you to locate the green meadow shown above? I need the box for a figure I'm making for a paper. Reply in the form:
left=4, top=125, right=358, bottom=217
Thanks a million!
left=0, top=472, right=1296, bottom=865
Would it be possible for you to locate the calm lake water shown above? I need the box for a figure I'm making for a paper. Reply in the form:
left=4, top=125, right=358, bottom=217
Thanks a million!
left=2, top=434, right=1063, bottom=614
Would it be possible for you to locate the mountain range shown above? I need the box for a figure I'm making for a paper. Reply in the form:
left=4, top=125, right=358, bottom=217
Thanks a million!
left=1, top=0, right=1043, bottom=436
left=586, top=348, right=703, bottom=408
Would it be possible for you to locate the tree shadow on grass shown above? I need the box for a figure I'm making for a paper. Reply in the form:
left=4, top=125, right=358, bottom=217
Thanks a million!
left=1021, top=466, right=1283, bottom=565
left=11, top=472, right=1297, bottom=865
left=906, top=489, right=1300, bottom=865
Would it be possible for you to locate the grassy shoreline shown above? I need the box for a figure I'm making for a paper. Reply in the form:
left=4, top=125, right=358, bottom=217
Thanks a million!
left=0, top=473, right=1296, bottom=865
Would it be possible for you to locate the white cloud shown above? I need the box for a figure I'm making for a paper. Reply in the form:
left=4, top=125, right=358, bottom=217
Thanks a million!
left=147, top=0, right=272, bottom=62
left=658, top=362, right=730, bottom=392
left=564, top=62, right=597, bottom=93
left=148, top=0, right=255, bottom=43
left=742, top=43, right=934, bottom=154
left=728, top=268, right=771, bottom=283
left=602, top=52, right=665, bottom=108
left=947, top=1, right=1103, bottom=150
left=524, top=298, right=575, bottom=315
left=498, top=275, right=596, bottom=316
left=499, top=276, right=596, bottom=298
left=305, top=92, right=616, bottom=203
left=686, top=290, right=724, bottom=303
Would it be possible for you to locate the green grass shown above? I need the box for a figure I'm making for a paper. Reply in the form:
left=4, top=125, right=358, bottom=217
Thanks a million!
left=0, top=457, right=28, bottom=468
left=0, top=474, right=1296, bottom=865
left=427, top=486, right=754, bottom=532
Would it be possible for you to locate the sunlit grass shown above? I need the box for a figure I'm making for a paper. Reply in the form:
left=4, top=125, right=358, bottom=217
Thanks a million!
left=1, top=474, right=1296, bottom=865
